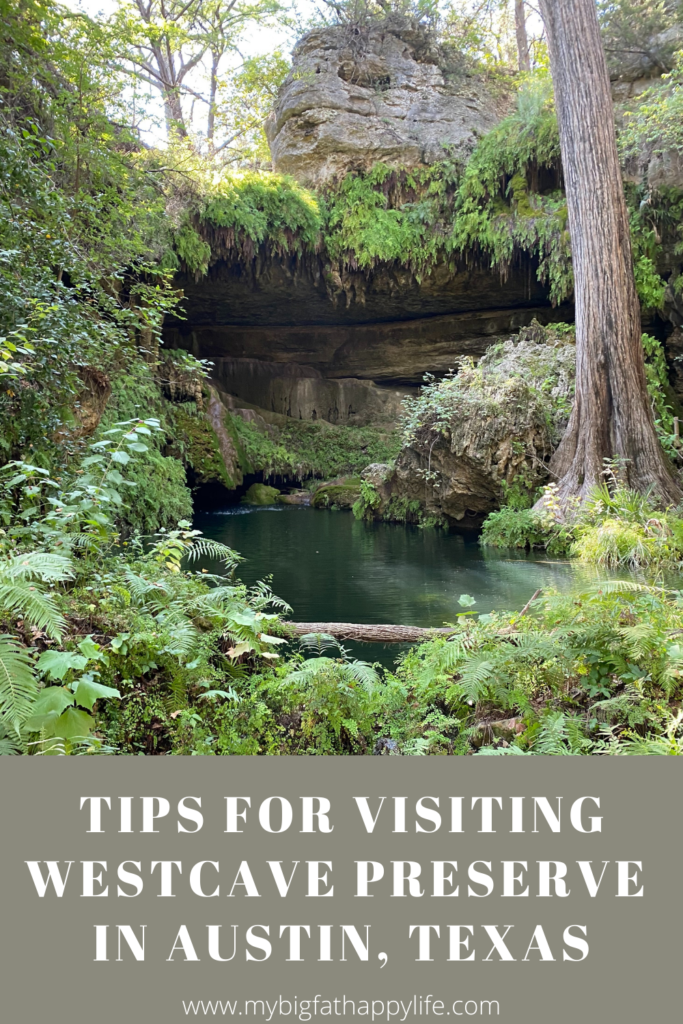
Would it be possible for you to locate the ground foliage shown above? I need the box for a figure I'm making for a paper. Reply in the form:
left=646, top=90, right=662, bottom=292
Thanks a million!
left=229, top=413, right=401, bottom=482
left=482, top=471, right=683, bottom=570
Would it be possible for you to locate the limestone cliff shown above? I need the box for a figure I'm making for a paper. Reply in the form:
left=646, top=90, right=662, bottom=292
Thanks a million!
left=266, top=18, right=512, bottom=187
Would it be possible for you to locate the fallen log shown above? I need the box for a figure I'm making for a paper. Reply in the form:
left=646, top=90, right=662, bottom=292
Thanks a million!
left=285, top=623, right=454, bottom=643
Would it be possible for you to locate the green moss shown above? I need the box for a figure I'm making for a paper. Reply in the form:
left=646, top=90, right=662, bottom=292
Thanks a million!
left=351, top=480, right=442, bottom=528
left=197, top=171, right=321, bottom=260
left=173, top=406, right=235, bottom=488
left=243, top=482, right=281, bottom=505
left=172, top=75, right=680, bottom=315
left=311, top=478, right=361, bottom=508
left=352, top=480, right=382, bottom=521
left=121, top=449, right=193, bottom=535
left=173, top=226, right=212, bottom=277
left=229, top=414, right=400, bottom=482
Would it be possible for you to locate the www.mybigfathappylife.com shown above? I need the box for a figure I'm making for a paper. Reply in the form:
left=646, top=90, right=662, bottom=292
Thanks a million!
left=181, top=996, right=501, bottom=1019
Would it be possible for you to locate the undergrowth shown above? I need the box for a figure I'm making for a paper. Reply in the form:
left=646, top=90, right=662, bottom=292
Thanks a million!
left=482, top=472, right=683, bottom=571
left=230, top=414, right=401, bottom=482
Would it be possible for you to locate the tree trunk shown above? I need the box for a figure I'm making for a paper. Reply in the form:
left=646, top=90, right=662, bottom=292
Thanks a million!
left=151, top=43, right=188, bottom=138
left=515, top=0, right=531, bottom=72
left=207, top=52, right=219, bottom=150
left=285, top=623, right=453, bottom=643
left=538, top=0, right=681, bottom=508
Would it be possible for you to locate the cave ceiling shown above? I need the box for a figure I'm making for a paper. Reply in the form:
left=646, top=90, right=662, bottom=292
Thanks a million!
left=168, top=254, right=567, bottom=330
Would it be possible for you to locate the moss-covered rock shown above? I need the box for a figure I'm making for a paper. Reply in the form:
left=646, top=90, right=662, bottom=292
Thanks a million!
left=311, top=477, right=361, bottom=509
left=228, top=407, right=400, bottom=482
left=173, top=406, right=237, bottom=488
left=242, top=483, right=281, bottom=505
left=357, top=323, right=577, bottom=526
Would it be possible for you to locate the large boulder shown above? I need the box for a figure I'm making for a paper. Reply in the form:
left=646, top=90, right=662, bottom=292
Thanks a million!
left=357, top=324, right=576, bottom=525
left=266, top=18, right=512, bottom=187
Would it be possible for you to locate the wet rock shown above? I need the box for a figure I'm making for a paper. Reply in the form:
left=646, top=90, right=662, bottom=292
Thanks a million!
left=210, top=356, right=408, bottom=425
left=242, top=483, right=281, bottom=505
left=311, top=477, right=361, bottom=508
left=205, top=386, right=244, bottom=488
left=278, top=490, right=312, bottom=505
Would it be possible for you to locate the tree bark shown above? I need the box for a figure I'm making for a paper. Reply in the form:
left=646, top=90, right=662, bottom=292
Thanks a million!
left=285, top=623, right=453, bottom=643
left=515, top=0, right=531, bottom=72
left=538, top=0, right=682, bottom=508
left=207, top=51, right=219, bottom=149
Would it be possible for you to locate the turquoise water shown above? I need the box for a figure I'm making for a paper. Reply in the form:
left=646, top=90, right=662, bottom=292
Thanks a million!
left=195, top=505, right=580, bottom=665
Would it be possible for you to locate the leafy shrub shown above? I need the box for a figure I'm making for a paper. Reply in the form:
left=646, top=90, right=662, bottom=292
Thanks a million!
left=483, top=475, right=683, bottom=570
left=481, top=506, right=563, bottom=551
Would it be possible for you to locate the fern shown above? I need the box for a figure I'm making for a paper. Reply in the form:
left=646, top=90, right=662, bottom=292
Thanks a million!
left=185, top=537, right=239, bottom=567
left=0, top=552, right=74, bottom=640
left=158, top=613, right=201, bottom=658
left=453, top=656, right=497, bottom=704
left=121, top=568, right=171, bottom=608
left=248, top=580, right=292, bottom=615
left=3, top=552, right=74, bottom=582
left=299, top=633, right=347, bottom=658
left=0, top=582, right=67, bottom=640
left=196, top=584, right=240, bottom=610
left=0, top=717, right=22, bottom=754
left=284, top=657, right=380, bottom=694
left=0, top=635, right=37, bottom=739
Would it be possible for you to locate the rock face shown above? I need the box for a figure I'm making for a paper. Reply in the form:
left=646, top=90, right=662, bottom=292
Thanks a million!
left=266, top=19, right=512, bottom=186
left=168, top=304, right=573, bottom=391
left=210, top=356, right=407, bottom=425
left=359, top=325, right=576, bottom=524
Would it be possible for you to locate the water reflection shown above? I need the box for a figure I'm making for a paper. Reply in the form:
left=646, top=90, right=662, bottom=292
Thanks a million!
left=194, top=506, right=586, bottom=665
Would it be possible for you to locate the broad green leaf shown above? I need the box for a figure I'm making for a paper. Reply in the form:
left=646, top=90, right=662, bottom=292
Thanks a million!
left=230, top=609, right=257, bottom=627
left=126, top=442, right=148, bottom=453
left=458, top=594, right=476, bottom=607
left=51, top=706, right=94, bottom=739
left=37, top=650, right=87, bottom=680
left=258, top=633, right=287, bottom=645
left=31, top=685, right=75, bottom=715
left=78, top=636, right=107, bottom=662
left=72, top=678, right=120, bottom=710
left=227, top=641, right=253, bottom=659
left=24, top=708, right=63, bottom=732
left=111, top=450, right=130, bottom=465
